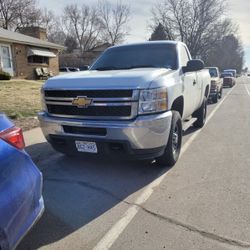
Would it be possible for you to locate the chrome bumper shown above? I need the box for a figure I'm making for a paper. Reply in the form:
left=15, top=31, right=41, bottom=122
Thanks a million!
left=38, top=111, right=172, bottom=150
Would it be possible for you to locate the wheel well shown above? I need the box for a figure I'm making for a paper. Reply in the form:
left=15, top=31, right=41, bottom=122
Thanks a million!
left=205, top=85, right=209, bottom=98
left=171, top=96, right=184, bottom=118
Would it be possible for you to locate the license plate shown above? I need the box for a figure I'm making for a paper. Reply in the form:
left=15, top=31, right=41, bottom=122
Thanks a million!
left=75, top=141, right=98, bottom=153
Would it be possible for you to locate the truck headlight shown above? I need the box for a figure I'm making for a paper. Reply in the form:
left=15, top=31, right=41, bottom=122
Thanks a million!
left=138, top=88, right=168, bottom=114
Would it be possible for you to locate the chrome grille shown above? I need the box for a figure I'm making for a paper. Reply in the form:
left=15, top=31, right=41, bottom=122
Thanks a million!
left=44, top=89, right=139, bottom=120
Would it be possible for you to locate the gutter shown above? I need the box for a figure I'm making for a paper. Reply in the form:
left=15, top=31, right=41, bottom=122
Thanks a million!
left=0, top=37, right=65, bottom=50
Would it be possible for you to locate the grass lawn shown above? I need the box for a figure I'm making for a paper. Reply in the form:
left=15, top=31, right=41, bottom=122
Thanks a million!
left=0, top=80, right=44, bottom=130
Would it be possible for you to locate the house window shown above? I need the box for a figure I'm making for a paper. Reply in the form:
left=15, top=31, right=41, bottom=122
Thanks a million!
left=0, top=44, right=14, bottom=76
left=28, top=55, right=49, bottom=64
left=1, top=46, right=12, bottom=68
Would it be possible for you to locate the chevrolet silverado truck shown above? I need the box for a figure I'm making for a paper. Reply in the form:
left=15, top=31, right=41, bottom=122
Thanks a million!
left=39, top=41, right=210, bottom=166
left=207, top=67, right=223, bottom=103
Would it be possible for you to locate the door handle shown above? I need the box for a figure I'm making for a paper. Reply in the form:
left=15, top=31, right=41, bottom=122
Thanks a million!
left=193, top=80, right=196, bottom=85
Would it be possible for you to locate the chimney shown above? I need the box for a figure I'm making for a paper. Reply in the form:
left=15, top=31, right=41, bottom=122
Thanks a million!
left=18, top=26, right=47, bottom=41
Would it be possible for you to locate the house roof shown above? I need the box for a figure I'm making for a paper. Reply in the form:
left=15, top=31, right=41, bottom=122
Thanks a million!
left=0, top=28, right=64, bottom=50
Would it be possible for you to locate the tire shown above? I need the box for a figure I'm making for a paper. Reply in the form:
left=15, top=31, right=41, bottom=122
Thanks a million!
left=219, top=87, right=223, bottom=99
left=212, top=91, right=218, bottom=103
left=193, top=97, right=207, bottom=128
left=156, top=111, right=182, bottom=167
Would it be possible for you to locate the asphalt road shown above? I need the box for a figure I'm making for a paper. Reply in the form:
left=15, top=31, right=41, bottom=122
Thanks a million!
left=18, top=77, right=250, bottom=250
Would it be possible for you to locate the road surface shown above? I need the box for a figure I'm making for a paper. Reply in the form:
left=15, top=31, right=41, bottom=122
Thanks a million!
left=18, top=77, right=250, bottom=250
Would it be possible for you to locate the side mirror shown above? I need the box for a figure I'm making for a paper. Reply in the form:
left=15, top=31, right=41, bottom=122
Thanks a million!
left=183, top=59, right=204, bottom=73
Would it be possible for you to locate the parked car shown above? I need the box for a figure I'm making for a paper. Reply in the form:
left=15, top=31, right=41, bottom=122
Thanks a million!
left=221, top=72, right=236, bottom=88
left=79, top=65, right=90, bottom=71
left=0, top=114, right=44, bottom=250
left=206, top=67, right=223, bottom=103
left=39, top=41, right=210, bottom=167
left=223, top=69, right=237, bottom=78
left=59, top=67, right=80, bottom=73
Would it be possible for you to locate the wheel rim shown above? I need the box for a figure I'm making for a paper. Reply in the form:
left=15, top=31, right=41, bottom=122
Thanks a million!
left=172, top=124, right=179, bottom=156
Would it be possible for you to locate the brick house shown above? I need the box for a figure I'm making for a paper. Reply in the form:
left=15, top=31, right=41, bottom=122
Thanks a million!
left=0, top=27, right=64, bottom=79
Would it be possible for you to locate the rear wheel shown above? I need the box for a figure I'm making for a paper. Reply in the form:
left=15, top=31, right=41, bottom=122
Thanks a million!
left=193, top=97, right=207, bottom=128
left=156, top=111, right=182, bottom=167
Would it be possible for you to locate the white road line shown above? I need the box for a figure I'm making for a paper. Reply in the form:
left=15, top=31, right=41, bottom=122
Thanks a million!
left=93, top=87, right=234, bottom=250
left=245, top=84, right=250, bottom=97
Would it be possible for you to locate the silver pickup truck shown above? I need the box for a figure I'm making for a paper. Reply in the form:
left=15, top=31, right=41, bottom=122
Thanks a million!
left=39, top=41, right=210, bottom=166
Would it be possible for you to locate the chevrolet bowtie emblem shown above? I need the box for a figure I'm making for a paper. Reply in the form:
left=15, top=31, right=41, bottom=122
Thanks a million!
left=72, top=96, right=93, bottom=108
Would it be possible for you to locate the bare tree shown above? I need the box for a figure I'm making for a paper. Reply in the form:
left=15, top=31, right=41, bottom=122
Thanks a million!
left=0, top=0, right=38, bottom=29
left=64, top=35, right=78, bottom=53
left=63, top=4, right=102, bottom=52
left=98, top=0, right=130, bottom=45
left=206, top=34, right=244, bottom=72
left=150, top=0, right=236, bottom=58
left=37, top=9, right=67, bottom=44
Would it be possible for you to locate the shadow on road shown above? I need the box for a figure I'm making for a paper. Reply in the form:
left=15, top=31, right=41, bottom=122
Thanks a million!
left=18, top=142, right=169, bottom=249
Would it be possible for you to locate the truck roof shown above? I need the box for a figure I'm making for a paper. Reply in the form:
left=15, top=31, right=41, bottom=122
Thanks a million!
left=109, top=41, right=184, bottom=50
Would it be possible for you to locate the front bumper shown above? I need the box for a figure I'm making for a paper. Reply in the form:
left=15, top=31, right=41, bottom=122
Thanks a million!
left=38, top=111, right=172, bottom=159
left=209, top=87, right=218, bottom=97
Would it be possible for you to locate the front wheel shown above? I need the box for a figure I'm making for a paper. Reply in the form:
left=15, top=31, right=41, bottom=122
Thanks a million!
left=193, top=97, right=207, bottom=128
left=156, top=111, right=182, bottom=167
left=219, top=87, right=223, bottom=99
left=212, top=91, right=218, bottom=103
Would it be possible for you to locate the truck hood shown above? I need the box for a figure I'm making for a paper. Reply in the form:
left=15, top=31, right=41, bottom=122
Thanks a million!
left=44, top=68, right=173, bottom=90
left=211, top=76, right=220, bottom=81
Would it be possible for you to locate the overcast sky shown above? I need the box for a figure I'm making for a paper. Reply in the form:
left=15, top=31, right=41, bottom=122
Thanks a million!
left=40, top=0, right=250, bottom=68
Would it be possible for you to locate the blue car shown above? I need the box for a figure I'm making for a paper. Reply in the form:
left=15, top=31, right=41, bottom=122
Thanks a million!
left=0, top=114, right=44, bottom=250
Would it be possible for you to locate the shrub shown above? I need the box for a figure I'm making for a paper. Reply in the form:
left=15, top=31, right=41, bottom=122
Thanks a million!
left=0, top=71, right=11, bottom=80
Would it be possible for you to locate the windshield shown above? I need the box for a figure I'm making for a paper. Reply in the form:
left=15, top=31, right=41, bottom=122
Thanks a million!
left=90, top=44, right=178, bottom=71
left=221, top=73, right=233, bottom=78
left=224, top=70, right=236, bottom=77
left=208, top=68, right=218, bottom=77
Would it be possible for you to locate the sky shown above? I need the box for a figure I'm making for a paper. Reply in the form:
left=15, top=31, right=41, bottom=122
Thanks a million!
left=40, top=0, right=250, bottom=68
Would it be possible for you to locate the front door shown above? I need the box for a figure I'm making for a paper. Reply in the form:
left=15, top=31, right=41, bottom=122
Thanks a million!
left=182, top=72, right=198, bottom=118
left=0, top=45, right=14, bottom=76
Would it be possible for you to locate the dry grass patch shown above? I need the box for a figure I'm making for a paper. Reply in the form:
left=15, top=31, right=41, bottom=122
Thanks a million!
left=0, top=80, right=44, bottom=130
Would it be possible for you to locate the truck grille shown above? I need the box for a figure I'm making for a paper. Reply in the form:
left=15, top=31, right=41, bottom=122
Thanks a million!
left=44, top=89, right=139, bottom=120
left=45, top=90, right=133, bottom=98
left=47, top=105, right=131, bottom=117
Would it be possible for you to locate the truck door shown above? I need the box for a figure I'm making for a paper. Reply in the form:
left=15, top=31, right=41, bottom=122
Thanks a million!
left=180, top=46, right=198, bottom=118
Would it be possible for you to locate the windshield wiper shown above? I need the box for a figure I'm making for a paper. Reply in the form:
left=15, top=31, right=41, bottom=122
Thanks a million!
left=121, top=65, right=157, bottom=69
left=94, top=65, right=170, bottom=71
left=94, top=66, right=119, bottom=71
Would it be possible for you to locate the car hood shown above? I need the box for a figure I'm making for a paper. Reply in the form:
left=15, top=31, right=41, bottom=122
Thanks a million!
left=43, top=68, right=173, bottom=90
left=211, top=76, right=220, bottom=81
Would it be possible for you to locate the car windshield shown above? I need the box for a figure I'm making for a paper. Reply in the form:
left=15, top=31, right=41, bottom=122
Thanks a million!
left=221, top=73, right=233, bottom=77
left=90, top=44, right=178, bottom=71
left=224, top=70, right=235, bottom=76
left=208, top=68, right=218, bottom=77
